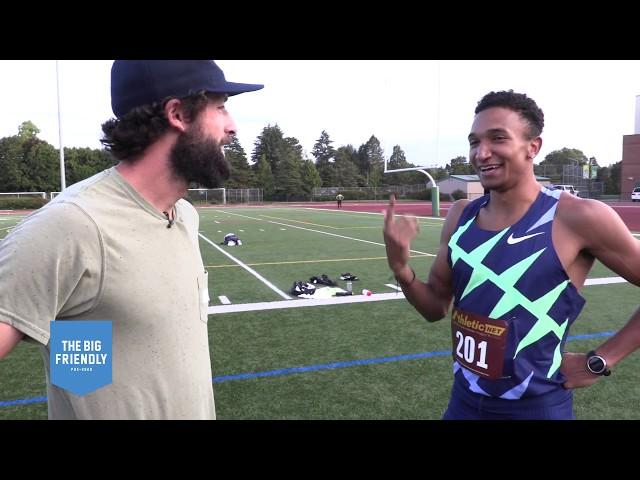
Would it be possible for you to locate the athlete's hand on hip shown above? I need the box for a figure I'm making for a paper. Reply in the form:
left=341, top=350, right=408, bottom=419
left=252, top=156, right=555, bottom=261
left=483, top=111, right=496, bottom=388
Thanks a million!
left=560, top=352, right=601, bottom=389
left=383, top=194, right=419, bottom=275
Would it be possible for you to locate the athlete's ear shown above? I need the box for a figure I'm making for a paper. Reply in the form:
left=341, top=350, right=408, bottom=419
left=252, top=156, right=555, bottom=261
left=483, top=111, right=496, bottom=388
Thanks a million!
left=528, top=137, right=542, bottom=160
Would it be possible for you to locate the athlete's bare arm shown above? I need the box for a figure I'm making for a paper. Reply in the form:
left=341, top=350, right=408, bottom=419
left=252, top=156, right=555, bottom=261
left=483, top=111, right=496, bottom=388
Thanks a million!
left=559, top=196, right=640, bottom=388
left=383, top=195, right=467, bottom=322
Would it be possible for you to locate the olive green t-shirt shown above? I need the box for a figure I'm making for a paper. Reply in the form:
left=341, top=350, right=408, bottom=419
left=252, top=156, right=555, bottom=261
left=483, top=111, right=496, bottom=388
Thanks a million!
left=0, top=167, right=215, bottom=419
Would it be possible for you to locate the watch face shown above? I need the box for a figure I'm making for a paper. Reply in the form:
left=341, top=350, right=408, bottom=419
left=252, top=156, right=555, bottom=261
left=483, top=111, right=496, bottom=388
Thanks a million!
left=588, top=356, right=606, bottom=374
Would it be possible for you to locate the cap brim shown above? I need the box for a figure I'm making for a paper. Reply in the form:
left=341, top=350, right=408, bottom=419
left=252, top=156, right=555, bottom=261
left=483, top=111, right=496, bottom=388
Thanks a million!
left=214, top=81, right=264, bottom=96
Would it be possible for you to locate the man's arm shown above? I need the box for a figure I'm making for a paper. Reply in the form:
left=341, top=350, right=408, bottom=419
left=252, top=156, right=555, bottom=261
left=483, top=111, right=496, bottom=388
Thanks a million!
left=0, top=322, right=24, bottom=359
left=0, top=202, right=104, bottom=353
left=383, top=195, right=467, bottom=322
left=561, top=198, right=640, bottom=388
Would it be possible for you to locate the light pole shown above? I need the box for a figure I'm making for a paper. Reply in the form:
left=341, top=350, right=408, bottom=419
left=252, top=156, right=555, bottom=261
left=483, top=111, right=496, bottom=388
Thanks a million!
left=56, top=60, right=66, bottom=191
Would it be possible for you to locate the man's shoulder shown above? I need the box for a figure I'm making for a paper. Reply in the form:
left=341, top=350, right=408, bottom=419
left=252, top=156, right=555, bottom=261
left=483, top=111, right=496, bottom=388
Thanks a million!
left=3, top=201, right=101, bottom=253
left=51, top=168, right=115, bottom=204
left=556, top=194, right=610, bottom=225
left=177, top=199, right=199, bottom=225
left=22, top=201, right=98, bottom=232
left=447, top=199, right=472, bottom=220
left=177, top=198, right=197, bottom=214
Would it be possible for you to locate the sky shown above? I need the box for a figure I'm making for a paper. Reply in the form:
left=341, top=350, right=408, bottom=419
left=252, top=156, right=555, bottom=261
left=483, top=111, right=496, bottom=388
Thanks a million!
left=1, top=60, right=639, bottom=168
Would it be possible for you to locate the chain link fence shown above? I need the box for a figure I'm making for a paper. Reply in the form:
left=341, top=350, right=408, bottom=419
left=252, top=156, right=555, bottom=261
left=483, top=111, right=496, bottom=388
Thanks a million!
left=533, top=164, right=604, bottom=198
left=312, top=184, right=428, bottom=201
left=226, top=188, right=263, bottom=204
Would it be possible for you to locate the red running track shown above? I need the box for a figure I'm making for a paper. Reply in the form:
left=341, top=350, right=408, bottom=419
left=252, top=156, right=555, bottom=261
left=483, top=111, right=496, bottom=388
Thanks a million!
left=5, top=201, right=640, bottom=232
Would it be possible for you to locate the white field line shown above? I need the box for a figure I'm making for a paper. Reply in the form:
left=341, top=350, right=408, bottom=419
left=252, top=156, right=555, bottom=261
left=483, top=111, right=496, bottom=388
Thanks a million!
left=218, top=210, right=435, bottom=257
left=208, top=291, right=406, bottom=314
left=385, top=283, right=403, bottom=291
left=198, top=233, right=291, bottom=299
left=584, top=277, right=626, bottom=286
left=295, top=206, right=445, bottom=222
left=207, top=276, right=627, bottom=315
left=218, top=296, right=231, bottom=304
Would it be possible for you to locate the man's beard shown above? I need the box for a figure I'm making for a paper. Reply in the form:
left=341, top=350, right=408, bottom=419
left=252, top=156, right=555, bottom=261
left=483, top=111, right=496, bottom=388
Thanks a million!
left=169, top=126, right=231, bottom=188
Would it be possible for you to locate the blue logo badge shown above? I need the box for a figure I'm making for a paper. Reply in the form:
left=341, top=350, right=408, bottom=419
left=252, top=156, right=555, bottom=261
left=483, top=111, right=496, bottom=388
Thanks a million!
left=50, top=321, right=112, bottom=396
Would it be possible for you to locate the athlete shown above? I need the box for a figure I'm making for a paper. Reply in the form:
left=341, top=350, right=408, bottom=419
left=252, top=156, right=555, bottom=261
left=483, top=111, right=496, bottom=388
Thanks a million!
left=383, top=90, right=640, bottom=419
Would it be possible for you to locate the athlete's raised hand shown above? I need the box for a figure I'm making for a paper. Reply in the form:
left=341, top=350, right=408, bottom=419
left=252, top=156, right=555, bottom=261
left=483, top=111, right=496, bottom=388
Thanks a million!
left=383, top=194, right=419, bottom=276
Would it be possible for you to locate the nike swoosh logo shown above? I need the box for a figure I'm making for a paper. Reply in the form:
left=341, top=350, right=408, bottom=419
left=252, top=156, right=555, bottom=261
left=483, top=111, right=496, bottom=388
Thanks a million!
left=506, top=232, right=544, bottom=244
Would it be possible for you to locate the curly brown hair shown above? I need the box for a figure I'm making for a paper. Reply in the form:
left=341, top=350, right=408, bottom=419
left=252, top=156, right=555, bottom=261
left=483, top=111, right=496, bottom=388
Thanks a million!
left=100, top=91, right=213, bottom=161
left=475, top=90, right=544, bottom=140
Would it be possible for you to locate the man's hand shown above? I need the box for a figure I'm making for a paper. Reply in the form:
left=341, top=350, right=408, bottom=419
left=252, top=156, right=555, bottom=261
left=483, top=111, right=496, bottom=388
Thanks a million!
left=560, top=352, right=601, bottom=389
left=383, top=194, right=419, bottom=277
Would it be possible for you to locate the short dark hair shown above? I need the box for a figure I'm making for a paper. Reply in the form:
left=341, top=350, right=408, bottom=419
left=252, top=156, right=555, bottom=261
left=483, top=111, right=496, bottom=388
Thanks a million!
left=100, top=91, right=212, bottom=162
left=475, top=90, right=544, bottom=139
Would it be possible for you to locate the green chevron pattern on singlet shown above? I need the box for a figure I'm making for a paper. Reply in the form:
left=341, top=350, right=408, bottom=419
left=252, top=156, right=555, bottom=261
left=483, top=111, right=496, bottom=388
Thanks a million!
left=449, top=218, right=569, bottom=377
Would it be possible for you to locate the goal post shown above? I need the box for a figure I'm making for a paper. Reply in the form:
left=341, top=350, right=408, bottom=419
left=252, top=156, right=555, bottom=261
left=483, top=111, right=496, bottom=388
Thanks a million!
left=0, top=192, right=46, bottom=199
left=383, top=159, right=441, bottom=217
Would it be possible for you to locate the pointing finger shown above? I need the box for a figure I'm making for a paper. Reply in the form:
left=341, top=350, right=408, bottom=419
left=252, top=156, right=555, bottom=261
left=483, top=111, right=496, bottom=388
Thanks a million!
left=384, top=194, right=396, bottom=226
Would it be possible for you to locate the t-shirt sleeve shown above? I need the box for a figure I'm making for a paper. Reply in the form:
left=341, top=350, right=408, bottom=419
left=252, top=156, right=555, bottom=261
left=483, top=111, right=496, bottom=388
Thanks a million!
left=0, top=202, right=104, bottom=345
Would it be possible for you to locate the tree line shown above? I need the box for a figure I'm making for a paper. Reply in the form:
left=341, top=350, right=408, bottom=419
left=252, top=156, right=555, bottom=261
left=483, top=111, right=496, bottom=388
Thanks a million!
left=0, top=121, right=621, bottom=200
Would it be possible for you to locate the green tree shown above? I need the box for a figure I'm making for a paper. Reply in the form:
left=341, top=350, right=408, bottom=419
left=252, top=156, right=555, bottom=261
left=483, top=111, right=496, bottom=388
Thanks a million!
left=387, top=145, right=407, bottom=170
left=300, top=159, right=322, bottom=199
left=17, top=120, right=40, bottom=140
left=274, top=151, right=304, bottom=201
left=64, top=147, right=115, bottom=186
left=541, top=148, right=588, bottom=166
left=251, top=124, right=287, bottom=173
left=20, top=137, right=60, bottom=191
left=311, top=130, right=336, bottom=187
left=383, top=145, right=422, bottom=186
left=357, top=135, right=385, bottom=186
left=597, top=161, right=621, bottom=194
left=251, top=125, right=307, bottom=199
left=254, top=154, right=275, bottom=199
left=0, top=136, right=27, bottom=191
left=536, top=148, right=588, bottom=182
left=224, top=136, right=254, bottom=188
left=334, top=145, right=363, bottom=187
left=447, top=156, right=475, bottom=175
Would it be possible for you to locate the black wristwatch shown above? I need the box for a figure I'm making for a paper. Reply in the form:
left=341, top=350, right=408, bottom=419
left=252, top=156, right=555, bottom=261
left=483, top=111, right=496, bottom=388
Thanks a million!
left=586, top=350, right=611, bottom=376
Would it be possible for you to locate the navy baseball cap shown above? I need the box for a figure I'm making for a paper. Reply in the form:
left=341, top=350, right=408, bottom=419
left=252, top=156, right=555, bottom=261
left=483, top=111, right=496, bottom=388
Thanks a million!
left=111, top=60, right=264, bottom=118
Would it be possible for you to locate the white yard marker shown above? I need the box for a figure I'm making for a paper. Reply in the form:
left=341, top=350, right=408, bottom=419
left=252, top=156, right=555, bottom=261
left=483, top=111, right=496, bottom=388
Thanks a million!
left=218, top=296, right=231, bottom=305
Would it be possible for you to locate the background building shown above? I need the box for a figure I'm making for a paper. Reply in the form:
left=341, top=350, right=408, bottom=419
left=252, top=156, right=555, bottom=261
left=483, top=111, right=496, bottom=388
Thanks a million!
left=621, top=95, right=640, bottom=199
left=438, top=174, right=552, bottom=200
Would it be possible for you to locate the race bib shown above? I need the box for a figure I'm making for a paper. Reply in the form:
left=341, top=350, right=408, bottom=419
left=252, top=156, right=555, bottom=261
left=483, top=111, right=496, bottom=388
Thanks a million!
left=451, top=307, right=508, bottom=380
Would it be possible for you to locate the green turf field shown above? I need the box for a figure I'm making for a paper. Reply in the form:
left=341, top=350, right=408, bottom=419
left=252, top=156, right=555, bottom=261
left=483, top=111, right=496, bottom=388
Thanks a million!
left=1, top=207, right=639, bottom=419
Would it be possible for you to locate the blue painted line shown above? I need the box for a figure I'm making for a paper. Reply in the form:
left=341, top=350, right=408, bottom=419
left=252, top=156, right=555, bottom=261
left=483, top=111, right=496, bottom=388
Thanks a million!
left=213, top=350, right=451, bottom=383
left=0, top=330, right=616, bottom=408
left=567, top=331, right=616, bottom=341
left=0, top=396, right=47, bottom=408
